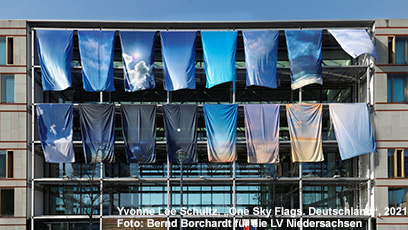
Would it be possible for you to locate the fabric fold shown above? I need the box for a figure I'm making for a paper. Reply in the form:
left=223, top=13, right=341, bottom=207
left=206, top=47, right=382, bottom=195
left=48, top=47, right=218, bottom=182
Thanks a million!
left=201, top=31, right=237, bottom=88
left=244, top=104, right=280, bottom=163
left=121, top=104, right=156, bottom=163
left=79, top=104, right=115, bottom=163
left=161, top=31, right=196, bottom=91
left=36, top=104, right=74, bottom=163
left=285, top=30, right=322, bottom=89
left=329, top=103, right=377, bottom=160
left=286, top=103, right=324, bottom=162
left=243, top=31, right=279, bottom=88
left=163, top=104, right=198, bottom=164
left=203, top=104, right=238, bottom=162
left=36, top=30, right=73, bottom=91
left=78, top=31, right=116, bottom=92
left=119, top=31, right=156, bottom=92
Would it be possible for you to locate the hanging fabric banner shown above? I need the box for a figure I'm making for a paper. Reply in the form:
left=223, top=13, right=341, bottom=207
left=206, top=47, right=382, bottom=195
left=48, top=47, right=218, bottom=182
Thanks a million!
left=243, top=31, right=279, bottom=88
left=78, top=31, right=115, bottom=92
left=201, top=31, right=237, bottom=88
left=119, top=31, right=156, bottom=92
left=244, top=104, right=280, bottom=163
left=329, top=103, right=377, bottom=160
left=286, top=103, right=324, bottom=162
left=203, top=104, right=238, bottom=162
left=163, top=104, right=198, bottom=164
left=121, top=104, right=156, bottom=163
left=37, top=30, right=73, bottom=91
left=79, top=104, right=115, bottom=163
left=285, top=30, right=322, bottom=90
left=36, top=104, right=74, bottom=163
left=328, top=30, right=378, bottom=61
left=161, top=31, right=196, bottom=91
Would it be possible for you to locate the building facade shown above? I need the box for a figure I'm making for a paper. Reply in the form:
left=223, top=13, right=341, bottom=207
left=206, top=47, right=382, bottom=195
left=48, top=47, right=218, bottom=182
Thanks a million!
left=0, top=19, right=406, bottom=230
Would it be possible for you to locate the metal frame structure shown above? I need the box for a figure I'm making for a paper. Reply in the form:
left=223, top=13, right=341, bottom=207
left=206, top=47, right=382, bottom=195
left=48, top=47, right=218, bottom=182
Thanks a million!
left=28, top=20, right=376, bottom=230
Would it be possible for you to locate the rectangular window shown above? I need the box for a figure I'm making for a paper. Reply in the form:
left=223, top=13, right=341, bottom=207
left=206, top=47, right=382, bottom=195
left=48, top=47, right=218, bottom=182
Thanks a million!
left=388, top=149, right=407, bottom=178
left=389, top=36, right=408, bottom=64
left=0, top=38, right=5, bottom=65
left=387, top=74, right=407, bottom=102
left=7, top=37, right=13, bottom=65
left=1, top=75, right=14, bottom=103
left=389, top=187, right=408, bottom=209
left=0, top=151, right=14, bottom=178
left=0, top=189, right=14, bottom=216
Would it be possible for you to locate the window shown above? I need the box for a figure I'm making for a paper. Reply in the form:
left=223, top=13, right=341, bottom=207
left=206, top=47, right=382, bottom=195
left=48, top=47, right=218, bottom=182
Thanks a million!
left=387, top=74, right=407, bottom=102
left=0, top=189, right=14, bottom=216
left=0, top=37, right=13, bottom=65
left=388, top=149, right=408, bottom=178
left=389, top=187, right=408, bottom=209
left=1, top=75, right=14, bottom=103
left=0, top=151, right=13, bottom=178
left=389, top=36, right=408, bottom=65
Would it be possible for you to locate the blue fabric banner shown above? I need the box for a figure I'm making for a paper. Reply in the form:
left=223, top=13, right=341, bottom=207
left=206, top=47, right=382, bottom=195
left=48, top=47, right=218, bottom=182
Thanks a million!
left=161, top=31, right=196, bottom=91
left=285, top=30, right=322, bottom=90
left=119, top=31, right=156, bottom=92
left=203, top=104, right=238, bottom=162
left=78, top=31, right=115, bottom=92
left=163, top=104, right=198, bottom=164
left=79, top=104, right=115, bottom=163
left=244, top=104, right=280, bottom=163
left=329, top=103, right=377, bottom=160
left=121, top=105, right=156, bottom=163
left=37, top=30, right=73, bottom=91
left=36, top=104, right=74, bottom=163
left=286, top=103, right=324, bottom=162
left=328, top=30, right=378, bottom=62
left=201, top=31, right=237, bottom=88
left=243, top=31, right=279, bottom=88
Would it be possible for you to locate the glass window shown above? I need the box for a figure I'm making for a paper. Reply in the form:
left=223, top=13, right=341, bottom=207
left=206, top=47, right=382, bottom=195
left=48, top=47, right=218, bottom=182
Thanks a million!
left=0, top=150, right=13, bottom=178
left=388, top=149, right=408, bottom=178
left=0, top=189, right=14, bottom=216
left=303, top=185, right=359, bottom=212
left=387, top=75, right=407, bottom=103
left=389, top=187, right=408, bottom=208
left=0, top=38, right=5, bottom=65
left=395, top=37, right=408, bottom=65
left=1, top=75, right=14, bottom=103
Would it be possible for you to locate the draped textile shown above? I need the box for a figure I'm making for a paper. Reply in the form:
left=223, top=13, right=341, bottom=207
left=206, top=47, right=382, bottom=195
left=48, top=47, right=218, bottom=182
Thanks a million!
left=121, top=104, right=156, bottom=163
left=36, top=104, right=74, bottom=163
left=286, top=103, right=324, bottom=162
left=203, top=104, right=238, bottom=162
left=161, top=31, right=196, bottom=91
left=37, top=30, right=73, bottom=91
left=163, top=104, right=198, bottom=164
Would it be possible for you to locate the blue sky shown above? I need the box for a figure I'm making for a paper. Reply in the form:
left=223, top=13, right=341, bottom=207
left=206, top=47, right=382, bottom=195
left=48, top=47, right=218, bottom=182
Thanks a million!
left=1, top=0, right=407, bottom=21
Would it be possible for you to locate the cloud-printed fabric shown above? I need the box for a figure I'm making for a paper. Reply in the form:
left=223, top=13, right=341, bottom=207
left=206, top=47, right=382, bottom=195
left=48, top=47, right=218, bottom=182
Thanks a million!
left=285, top=30, right=322, bottom=90
left=161, top=31, right=196, bottom=91
left=37, top=30, right=73, bottom=91
left=243, top=31, right=279, bottom=88
left=78, top=31, right=115, bottom=92
left=328, top=30, right=378, bottom=62
left=201, top=31, right=237, bottom=88
left=36, top=104, right=74, bottom=163
left=119, top=31, right=156, bottom=92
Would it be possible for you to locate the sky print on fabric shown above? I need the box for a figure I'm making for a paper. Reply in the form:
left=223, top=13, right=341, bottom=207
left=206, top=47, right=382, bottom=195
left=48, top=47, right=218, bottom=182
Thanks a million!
left=36, top=104, right=74, bottom=163
left=243, top=31, right=279, bottom=88
left=328, top=29, right=378, bottom=61
left=285, top=30, right=322, bottom=90
left=201, top=31, right=237, bottom=88
left=36, top=30, right=73, bottom=91
left=203, top=104, right=238, bottom=162
left=161, top=31, right=196, bottom=91
left=119, top=31, right=156, bottom=91
left=286, top=103, right=324, bottom=162
left=78, top=31, right=115, bottom=92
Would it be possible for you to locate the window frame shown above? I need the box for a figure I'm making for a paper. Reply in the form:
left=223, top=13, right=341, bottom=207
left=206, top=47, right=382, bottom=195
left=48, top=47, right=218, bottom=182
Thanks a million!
left=387, top=74, right=407, bottom=103
left=389, top=36, right=408, bottom=65
left=389, top=149, right=406, bottom=178
left=6, top=37, right=13, bottom=65
left=0, top=74, right=15, bottom=103
left=0, top=150, right=14, bottom=179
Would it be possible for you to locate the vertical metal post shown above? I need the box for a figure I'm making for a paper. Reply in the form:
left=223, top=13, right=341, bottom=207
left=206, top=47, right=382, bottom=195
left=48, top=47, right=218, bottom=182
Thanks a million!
left=366, top=66, right=370, bottom=104
left=99, top=91, right=103, bottom=229
left=298, top=87, right=303, bottom=230
left=167, top=158, right=170, bottom=230
left=231, top=81, right=236, bottom=230
left=31, top=28, right=35, bottom=230
left=179, top=162, right=183, bottom=230
left=100, top=92, right=103, bottom=103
